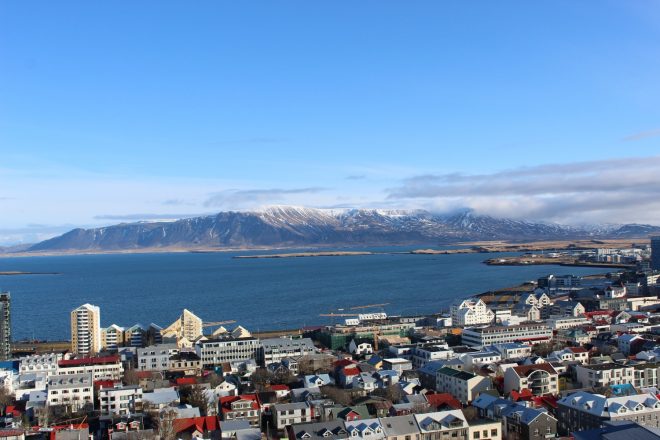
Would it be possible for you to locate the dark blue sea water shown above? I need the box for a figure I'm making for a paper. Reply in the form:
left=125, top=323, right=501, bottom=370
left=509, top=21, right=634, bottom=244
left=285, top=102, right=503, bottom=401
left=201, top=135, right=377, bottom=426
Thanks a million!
left=0, top=248, right=608, bottom=341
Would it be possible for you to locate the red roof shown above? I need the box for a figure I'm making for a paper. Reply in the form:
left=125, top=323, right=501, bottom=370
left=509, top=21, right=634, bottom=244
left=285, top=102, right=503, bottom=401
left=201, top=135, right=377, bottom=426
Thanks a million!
left=94, top=380, right=116, bottom=389
left=176, top=377, right=197, bottom=386
left=220, top=395, right=260, bottom=413
left=424, top=392, right=462, bottom=410
left=136, top=371, right=154, bottom=379
left=59, top=355, right=119, bottom=367
left=510, top=388, right=534, bottom=401
left=342, top=367, right=360, bottom=376
left=333, top=359, right=355, bottom=368
left=173, top=416, right=219, bottom=434
left=567, top=347, right=588, bottom=353
left=270, top=385, right=290, bottom=391
left=512, top=363, right=557, bottom=377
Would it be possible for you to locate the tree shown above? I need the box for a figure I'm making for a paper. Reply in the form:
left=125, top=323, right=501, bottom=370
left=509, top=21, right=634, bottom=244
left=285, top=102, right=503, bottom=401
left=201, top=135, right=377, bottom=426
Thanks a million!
left=180, top=384, right=214, bottom=416
left=157, top=408, right=178, bottom=440
left=371, top=384, right=404, bottom=403
left=0, top=385, right=14, bottom=407
left=250, top=368, right=274, bottom=392
left=202, top=372, right=224, bottom=388
left=320, top=385, right=353, bottom=406
left=124, top=368, right=140, bottom=386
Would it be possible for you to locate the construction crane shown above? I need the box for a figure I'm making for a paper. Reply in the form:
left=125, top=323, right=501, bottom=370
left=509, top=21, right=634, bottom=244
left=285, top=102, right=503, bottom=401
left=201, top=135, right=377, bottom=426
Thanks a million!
left=202, top=320, right=236, bottom=328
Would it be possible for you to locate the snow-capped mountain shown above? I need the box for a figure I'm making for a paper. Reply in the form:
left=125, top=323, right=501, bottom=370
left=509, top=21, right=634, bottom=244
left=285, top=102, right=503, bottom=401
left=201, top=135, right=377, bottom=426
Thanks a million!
left=26, top=206, right=660, bottom=252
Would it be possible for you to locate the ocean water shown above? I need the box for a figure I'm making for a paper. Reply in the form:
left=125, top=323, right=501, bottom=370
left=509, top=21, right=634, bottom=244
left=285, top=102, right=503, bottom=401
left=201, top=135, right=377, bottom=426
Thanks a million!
left=0, top=248, right=609, bottom=341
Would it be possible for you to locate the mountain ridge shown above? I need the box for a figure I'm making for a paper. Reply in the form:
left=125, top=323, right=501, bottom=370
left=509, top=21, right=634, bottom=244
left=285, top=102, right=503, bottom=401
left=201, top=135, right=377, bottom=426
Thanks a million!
left=23, top=206, right=660, bottom=252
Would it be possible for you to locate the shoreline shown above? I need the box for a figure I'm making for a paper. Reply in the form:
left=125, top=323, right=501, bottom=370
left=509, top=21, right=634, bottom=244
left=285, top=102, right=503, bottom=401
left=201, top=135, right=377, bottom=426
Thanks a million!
left=0, top=271, right=60, bottom=276
left=0, top=238, right=648, bottom=259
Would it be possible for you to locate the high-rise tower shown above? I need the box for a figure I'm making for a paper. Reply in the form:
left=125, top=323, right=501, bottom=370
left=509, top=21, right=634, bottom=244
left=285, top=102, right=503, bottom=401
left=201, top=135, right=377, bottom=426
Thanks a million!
left=0, top=292, right=10, bottom=360
left=71, top=303, right=101, bottom=355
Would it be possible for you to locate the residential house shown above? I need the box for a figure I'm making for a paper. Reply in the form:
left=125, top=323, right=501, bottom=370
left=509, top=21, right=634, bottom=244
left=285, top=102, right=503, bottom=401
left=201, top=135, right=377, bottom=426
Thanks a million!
left=503, top=364, right=558, bottom=396
left=435, top=367, right=491, bottom=404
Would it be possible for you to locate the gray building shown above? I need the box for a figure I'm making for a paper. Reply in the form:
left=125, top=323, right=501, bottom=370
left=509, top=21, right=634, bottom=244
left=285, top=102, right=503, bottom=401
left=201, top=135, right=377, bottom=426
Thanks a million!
left=0, top=292, right=10, bottom=360
left=197, top=337, right=262, bottom=368
left=259, top=337, right=317, bottom=366
left=652, top=236, right=660, bottom=272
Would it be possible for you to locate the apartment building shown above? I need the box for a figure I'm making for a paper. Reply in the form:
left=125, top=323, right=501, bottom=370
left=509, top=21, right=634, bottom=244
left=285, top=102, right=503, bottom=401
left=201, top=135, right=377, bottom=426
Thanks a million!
left=273, top=402, right=315, bottom=431
left=47, top=373, right=94, bottom=412
left=57, top=355, right=123, bottom=381
left=71, top=303, right=102, bottom=356
left=259, top=338, right=317, bottom=366
left=557, top=391, right=660, bottom=434
left=503, top=364, right=558, bottom=396
left=435, top=367, right=492, bottom=404
left=99, top=385, right=143, bottom=416
left=137, top=343, right=179, bottom=372
left=451, top=299, right=495, bottom=327
left=461, top=324, right=552, bottom=347
left=414, top=410, right=469, bottom=440
left=575, top=363, right=634, bottom=388
left=197, top=338, right=262, bottom=368
left=19, top=353, right=63, bottom=376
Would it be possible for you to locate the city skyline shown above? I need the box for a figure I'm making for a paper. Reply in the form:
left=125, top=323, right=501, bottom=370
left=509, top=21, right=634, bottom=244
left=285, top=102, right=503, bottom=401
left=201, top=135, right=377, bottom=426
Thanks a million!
left=2, top=1, right=660, bottom=244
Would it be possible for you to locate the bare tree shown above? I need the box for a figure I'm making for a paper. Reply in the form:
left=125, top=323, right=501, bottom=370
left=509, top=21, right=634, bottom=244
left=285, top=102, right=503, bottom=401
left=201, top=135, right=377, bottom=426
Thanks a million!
left=320, top=385, right=353, bottom=406
left=0, top=385, right=14, bottom=407
left=250, top=368, right=274, bottom=392
left=157, top=408, right=178, bottom=440
left=180, top=384, right=214, bottom=416
left=124, top=368, right=140, bottom=386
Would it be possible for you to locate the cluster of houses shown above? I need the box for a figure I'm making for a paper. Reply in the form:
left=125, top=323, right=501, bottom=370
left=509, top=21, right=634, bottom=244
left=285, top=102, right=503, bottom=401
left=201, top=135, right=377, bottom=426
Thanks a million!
left=2, top=265, right=660, bottom=440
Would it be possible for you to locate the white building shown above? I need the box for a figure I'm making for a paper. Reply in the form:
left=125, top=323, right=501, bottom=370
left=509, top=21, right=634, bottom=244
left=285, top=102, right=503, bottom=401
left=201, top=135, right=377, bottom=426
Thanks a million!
left=47, top=373, right=93, bottom=411
left=462, top=324, right=553, bottom=347
left=99, top=385, right=143, bottom=415
left=56, top=355, right=123, bottom=381
left=260, top=337, right=316, bottom=365
left=272, top=402, right=314, bottom=431
left=435, top=367, right=492, bottom=404
left=19, top=353, right=63, bottom=376
left=349, top=340, right=373, bottom=356
left=71, top=304, right=102, bottom=356
left=137, top=343, right=179, bottom=371
left=196, top=338, right=262, bottom=368
left=451, top=299, right=495, bottom=327
left=503, top=364, right=559, bottom=396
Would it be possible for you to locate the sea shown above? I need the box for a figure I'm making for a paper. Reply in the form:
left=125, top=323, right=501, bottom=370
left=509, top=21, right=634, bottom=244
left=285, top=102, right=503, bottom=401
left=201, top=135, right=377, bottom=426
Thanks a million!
left=0, top=247, right=610, bottom=341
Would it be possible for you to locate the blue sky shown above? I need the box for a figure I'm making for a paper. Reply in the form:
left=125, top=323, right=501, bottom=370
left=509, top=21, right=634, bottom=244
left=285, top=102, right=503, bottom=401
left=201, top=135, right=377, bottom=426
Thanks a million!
left=2, top=1, right=660, bottom=244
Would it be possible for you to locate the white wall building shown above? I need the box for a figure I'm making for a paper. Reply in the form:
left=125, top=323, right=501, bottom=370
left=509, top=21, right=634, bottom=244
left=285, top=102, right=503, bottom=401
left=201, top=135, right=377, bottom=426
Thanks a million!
left=99, top=385, right=143, bottom=415
left=19, top=353, right=63, bottom=376
left=47, top=373, right=93, bottom=411
left=451, top=299, right=495, bottom=327
left=137, top=343, right=179, bottom=371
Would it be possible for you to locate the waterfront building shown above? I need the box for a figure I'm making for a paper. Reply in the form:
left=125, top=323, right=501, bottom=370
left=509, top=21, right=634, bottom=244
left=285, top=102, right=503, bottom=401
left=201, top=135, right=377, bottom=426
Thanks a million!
left=259, top=337, right=317, bottom=366
left=318, top=322, right=415, bottom=350
left=196, top=337, right=261, bottom=368
left=0, top=292, right=10, bottom=360
left=461, top=324, right=552, bottom=347
left=435, top=367, right=491, bottom=404
left=71, top=303, right=102, bottom=356
left=99, top=385, right=143, bottom=415
left=161, top=309, right=203, bottom=344
left=137, top=343, right=179, bottom=371
left=102, top=324, right=125, bottom=351
left=557, top=391, right=660, bottom=434
left=451, top=299, right=495, bottom=327
left=47, top=372, right=94, bottom=412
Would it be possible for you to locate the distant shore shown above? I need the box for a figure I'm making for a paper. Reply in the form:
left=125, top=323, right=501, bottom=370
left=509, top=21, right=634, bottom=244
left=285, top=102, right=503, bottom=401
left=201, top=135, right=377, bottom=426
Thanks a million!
left=0, top=237, right=646, bottom=260
left=0, top=271, right=60, bottom=276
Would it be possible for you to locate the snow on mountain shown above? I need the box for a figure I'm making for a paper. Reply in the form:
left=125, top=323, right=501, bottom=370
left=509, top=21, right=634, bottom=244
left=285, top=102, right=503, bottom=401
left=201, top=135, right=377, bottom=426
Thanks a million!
left=25, top=206, right=660, bottom=252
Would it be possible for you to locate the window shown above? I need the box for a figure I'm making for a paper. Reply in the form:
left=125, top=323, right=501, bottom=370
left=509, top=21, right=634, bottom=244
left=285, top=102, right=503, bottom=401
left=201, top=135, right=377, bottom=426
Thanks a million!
left=474, top=432, right=480, bottom=439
